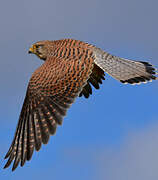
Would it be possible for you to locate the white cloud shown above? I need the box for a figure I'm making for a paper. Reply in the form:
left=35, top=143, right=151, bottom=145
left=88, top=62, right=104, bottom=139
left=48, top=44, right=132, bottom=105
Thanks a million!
left=54, top=123, right=158, bottom=180
left=96, top=124, right=158, bottom=180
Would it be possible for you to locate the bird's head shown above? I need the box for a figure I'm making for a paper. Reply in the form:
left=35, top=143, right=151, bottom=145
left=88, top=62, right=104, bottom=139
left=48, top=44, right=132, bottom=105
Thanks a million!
left=28, top=41, right=51, bottom=60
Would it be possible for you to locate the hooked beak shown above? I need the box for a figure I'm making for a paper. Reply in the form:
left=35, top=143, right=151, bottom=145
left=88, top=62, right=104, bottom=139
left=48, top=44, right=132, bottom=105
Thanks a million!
left=28, top=46, right=33, bottom=54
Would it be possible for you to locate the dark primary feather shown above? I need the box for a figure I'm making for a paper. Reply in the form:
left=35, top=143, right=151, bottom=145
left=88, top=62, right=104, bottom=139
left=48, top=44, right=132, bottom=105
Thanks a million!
left=79, top=64, right=105, bottom=98
left=4, top=91, right=68, bottom=171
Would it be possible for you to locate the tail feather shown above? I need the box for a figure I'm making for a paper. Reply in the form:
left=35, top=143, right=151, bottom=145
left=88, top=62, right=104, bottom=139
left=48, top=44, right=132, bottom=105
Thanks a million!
left=93, top=48, right=157, bottom=84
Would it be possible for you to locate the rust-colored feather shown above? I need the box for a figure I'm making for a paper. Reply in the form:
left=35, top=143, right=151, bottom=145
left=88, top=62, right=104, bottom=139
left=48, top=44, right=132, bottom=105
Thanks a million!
left=4, top=41, right=94, bottom=170
left=4, top=39, right=157, bottom=171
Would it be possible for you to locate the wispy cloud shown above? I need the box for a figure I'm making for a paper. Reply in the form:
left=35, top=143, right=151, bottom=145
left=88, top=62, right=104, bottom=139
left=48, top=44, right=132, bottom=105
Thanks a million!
left=55, top=123, right=158, bottom=180
left=95, top=123, right=158, bottom=180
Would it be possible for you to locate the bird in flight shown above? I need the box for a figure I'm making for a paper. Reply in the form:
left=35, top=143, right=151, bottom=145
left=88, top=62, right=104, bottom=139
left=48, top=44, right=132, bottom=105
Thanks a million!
left=4, top=39, right=157, bottom=171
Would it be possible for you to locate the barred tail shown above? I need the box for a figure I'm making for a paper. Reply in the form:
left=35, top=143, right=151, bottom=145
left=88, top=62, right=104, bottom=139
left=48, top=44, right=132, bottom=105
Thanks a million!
left=93, top=48, right=157, bottom=84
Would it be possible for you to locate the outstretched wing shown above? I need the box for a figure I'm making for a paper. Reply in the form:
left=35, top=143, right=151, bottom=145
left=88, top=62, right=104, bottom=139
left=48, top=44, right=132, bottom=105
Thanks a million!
left=4, top=54, right=94, bottom=171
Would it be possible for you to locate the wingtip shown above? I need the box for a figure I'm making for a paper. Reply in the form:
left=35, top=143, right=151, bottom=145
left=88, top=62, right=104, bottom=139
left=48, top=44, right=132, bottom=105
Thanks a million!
left=4, top=154, right=9, bottom=160
left=3, top=161, right=11, bottom=170
left=12, top=167, right=16, bottom=172
left=3, top=164, right=8, bottom=169
left=4, top=146, right=13, bottom=159
left=12, top=165, right=18, bottom=172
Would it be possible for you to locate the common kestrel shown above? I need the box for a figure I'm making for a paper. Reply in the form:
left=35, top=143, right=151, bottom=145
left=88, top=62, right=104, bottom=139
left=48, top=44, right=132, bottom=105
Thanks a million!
left=4, top=39, right=157, bottom=171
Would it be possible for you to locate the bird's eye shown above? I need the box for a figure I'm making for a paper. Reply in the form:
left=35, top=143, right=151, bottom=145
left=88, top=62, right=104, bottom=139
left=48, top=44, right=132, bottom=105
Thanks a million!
left=35, top=45, right=44, bottom=53
left=36, top=44, right=43, bottom=49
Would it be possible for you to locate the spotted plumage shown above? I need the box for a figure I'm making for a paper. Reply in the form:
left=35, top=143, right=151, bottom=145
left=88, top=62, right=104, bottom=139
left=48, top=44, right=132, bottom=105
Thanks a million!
left=4, top=39, right=157, bottom=171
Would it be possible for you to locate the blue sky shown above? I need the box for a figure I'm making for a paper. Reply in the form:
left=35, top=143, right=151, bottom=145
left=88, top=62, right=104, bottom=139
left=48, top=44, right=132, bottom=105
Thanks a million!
left=0, top=0, right=158, bottom=179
